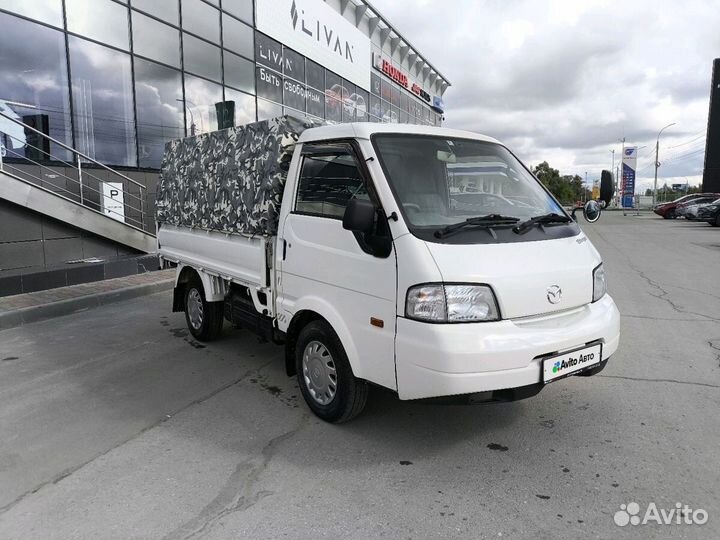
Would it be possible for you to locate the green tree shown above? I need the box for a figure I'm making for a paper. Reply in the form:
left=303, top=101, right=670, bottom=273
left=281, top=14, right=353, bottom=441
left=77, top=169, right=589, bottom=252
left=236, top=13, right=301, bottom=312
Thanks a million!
left=532, top=162, right=585, bottom=204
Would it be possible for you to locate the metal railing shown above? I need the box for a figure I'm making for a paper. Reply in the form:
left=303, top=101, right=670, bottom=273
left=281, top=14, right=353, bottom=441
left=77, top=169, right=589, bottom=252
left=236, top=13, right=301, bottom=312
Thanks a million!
left=0, top=109, right=152, bottom=234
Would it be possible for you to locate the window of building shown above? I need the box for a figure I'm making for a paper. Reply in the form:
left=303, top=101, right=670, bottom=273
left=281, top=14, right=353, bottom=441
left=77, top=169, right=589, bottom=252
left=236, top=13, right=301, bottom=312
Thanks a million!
left=183, top=33, right=221, bottom=82
left=369, top=94, right=381, bottom=120
left=408, top=98, right=416, bottom=119
left=283, top=78, right=306, bottom=113
left=325, top=71, right=343, bottom=123
left=371, top=73, right=381, bottom=96
left=224, top=51, right=254, bottom=94
left=296, top=150, right=367, bottom=218
left=391, top=86, right=401, bottom=107
left=257, top=98, right=282, bottom=122
left=282, top=47, right=305, bottom=83
left=306, top=87, right=324, bottom=119
left=306, top=60, right=324, bottom=91
left=354, top=88, right=369, bottom=122
left=0, top=12, right=72, bottom=161
left=342, top=81, right=356, bottom=122
left=221, top=13, right=253, bottom=59
left=255, top=65, right=282, bottom=104
left=134, top=58, right=184, bottom=168
left=380, top=79, right=392, bottom=102
left=255, top=32, right=283, bottom=72
left=132, top=11, right=181, bottom=68
left=0, top=0, right=64, bottom=28
left=66, top=0, right=130, bottom=51
left=223, top=87, right=256, bottom=125
left=132, top=0, right=179, bottom=26
left=68, top=36, right=136, bottom=166
left=222, top=0, right=253, bottom=24
left=381, top=100, right=391, bottom=122
left=181, top=0, right=219, bottom=43
left=183, top=73, right=222, bottom=134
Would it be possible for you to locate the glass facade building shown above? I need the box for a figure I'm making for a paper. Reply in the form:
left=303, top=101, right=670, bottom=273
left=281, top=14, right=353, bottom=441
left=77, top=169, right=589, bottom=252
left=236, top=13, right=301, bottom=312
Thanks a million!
left=0, top=0, right=448, bottom=171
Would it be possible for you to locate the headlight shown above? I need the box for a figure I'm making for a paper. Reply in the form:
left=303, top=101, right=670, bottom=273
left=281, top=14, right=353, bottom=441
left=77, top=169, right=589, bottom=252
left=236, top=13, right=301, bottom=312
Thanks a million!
left=406, top=284, right=499, bottom=322
left=592, top=264, right=607, bottom=302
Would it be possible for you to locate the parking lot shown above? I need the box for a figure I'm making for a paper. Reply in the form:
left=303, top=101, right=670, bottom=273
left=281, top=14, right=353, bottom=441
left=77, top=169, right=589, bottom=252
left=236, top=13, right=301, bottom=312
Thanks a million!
left=0, top=211, right=718, bottom=539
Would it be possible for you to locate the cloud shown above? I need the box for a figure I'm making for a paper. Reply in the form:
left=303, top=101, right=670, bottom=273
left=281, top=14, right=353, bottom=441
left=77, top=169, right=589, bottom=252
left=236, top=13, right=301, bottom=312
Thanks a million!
left=373, top=0, right=717, bottom=189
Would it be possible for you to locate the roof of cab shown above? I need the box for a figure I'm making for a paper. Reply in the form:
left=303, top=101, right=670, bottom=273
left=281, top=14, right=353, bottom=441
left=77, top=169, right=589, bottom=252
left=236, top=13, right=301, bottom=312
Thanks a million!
left=298, top=122, right=502, bottom=146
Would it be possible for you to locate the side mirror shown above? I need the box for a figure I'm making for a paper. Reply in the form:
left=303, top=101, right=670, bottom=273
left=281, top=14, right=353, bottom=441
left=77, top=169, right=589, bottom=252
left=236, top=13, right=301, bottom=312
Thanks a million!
left=343, top=198, right=376, bottom=233
left=583, top=200, right=601, bottom=223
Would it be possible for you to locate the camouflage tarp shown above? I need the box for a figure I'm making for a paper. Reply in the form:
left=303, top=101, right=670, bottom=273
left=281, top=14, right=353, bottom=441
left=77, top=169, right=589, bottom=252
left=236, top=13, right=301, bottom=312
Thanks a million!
left=156, top=115, right=323, bottom=237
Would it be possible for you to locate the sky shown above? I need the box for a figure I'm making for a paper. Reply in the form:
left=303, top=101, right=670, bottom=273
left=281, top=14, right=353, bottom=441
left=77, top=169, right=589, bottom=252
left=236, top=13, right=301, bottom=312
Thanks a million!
left=372, top=0, right=719, bottom=192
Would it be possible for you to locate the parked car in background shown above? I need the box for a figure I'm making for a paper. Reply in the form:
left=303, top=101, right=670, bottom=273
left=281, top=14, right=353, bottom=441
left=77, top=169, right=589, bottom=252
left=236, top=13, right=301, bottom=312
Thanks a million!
left=697, top=198, right=720, bottom=226
left=653, top=193, right=720, bottom=219
left=677, top=196, right=720, bottom=220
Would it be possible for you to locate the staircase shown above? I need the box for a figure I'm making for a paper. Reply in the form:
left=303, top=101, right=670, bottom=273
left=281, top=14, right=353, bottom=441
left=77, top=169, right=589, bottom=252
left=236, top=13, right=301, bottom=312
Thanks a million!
left=0, top=110, right=156, bottom=254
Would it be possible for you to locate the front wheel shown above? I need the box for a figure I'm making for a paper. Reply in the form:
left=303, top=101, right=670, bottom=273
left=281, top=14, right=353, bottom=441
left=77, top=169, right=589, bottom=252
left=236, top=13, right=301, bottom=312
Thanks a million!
left=295, top=320, right=368, bottom=423
left=184, top=275, right=224, bottom=341
left=713, top=214, right=720, bottom=227
left=664, top=209, right=676, bottom=219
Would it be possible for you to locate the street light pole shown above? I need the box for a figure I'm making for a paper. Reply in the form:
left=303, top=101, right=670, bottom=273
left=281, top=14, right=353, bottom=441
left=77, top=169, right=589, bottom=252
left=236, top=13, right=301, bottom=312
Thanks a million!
left=176, top=98, right=197, bottom=137
left=653, top=122, right=676, bottom=207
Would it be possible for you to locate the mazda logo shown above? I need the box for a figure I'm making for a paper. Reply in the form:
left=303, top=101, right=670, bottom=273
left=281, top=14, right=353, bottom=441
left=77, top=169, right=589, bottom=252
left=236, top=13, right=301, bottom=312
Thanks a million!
left=547, top=285, right=562, bottom=304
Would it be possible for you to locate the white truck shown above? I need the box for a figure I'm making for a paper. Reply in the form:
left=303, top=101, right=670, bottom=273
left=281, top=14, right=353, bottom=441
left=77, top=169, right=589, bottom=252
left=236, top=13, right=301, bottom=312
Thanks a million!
left=157, top=116, right=620, bottom=423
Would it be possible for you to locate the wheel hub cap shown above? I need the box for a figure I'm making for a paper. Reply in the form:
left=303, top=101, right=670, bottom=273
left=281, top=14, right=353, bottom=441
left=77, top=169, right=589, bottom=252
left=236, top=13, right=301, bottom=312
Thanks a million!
left=302, top=341, right=337, bottom=405
left=187, top=288, right=203, bottom=330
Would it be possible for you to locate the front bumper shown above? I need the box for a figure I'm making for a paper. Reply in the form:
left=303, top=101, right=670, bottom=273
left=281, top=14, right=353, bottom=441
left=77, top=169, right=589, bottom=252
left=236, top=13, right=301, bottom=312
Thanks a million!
left=395, top=294, right=621, bottom=400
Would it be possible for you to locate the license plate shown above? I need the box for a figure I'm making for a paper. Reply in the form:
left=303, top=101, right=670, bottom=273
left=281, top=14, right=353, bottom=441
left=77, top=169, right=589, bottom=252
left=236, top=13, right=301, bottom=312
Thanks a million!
left=543, top=343, right=602, bottom=383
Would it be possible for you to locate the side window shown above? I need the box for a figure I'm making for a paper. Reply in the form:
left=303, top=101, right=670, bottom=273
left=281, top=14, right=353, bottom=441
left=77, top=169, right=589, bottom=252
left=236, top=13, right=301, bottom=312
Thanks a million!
left=295, top=150, right=369, bottom=218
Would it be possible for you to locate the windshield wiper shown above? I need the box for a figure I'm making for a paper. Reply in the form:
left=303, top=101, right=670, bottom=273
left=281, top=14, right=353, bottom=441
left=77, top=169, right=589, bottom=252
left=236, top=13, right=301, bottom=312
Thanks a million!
left=434, top=215, right=519, bottom=239
left=513, top=213, right=572, bottom=235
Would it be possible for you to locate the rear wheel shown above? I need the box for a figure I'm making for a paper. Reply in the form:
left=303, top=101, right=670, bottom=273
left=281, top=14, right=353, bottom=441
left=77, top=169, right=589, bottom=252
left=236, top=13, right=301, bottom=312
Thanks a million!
left=713, top=214, right=720, bottom=227
left=295, top=320, right=368, bottom=423
left=184, top=275, right=224, bottom=341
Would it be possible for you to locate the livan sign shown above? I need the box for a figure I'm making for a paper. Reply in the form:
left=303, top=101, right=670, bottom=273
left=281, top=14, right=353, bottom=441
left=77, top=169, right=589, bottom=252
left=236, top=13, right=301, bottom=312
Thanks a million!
left=256, top=0, right=371, bottom=90
left=373, top=54, right=431, bottom=103
left=621, top=146, right=637, bottom=208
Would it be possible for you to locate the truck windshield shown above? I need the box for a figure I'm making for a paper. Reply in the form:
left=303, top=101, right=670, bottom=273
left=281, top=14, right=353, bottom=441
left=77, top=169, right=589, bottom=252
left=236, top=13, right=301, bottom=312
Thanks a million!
left=372, top=134, right=565, bottom=232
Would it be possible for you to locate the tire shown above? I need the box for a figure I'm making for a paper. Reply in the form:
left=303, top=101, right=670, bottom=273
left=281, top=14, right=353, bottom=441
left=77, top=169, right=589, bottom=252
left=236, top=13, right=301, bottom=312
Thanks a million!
left=295, top=320, right=368, bottom=423
left=184, top=275, right=224, bottom=341
left=664, top=209, right=676, bottom=219
left=713, top=214, right=720, bottom=227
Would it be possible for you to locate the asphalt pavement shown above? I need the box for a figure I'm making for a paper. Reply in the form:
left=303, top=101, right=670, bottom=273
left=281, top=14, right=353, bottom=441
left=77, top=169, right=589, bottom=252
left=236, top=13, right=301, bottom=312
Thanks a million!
left=0, top=212, right=718, bottom=539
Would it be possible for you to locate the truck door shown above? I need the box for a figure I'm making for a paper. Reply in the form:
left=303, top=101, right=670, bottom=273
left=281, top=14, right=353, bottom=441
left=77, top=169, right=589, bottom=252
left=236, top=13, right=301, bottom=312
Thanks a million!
left=277, top=142, right=397, bottom=392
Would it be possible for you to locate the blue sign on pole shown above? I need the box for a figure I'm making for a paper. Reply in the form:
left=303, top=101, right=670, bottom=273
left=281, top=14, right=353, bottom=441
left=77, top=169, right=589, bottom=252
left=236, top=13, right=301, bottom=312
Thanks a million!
left=621, top=147, right=638, bottom=208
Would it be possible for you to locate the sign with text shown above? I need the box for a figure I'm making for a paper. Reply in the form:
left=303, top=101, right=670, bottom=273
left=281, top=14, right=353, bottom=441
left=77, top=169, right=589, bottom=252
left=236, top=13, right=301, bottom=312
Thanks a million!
left=102, top=182, right=125, bottom=222
left=373, top=53, right=432, bottom=103
left=621, top=146, right=637, bottom=208
left=256, top=0, right=371, bottom=90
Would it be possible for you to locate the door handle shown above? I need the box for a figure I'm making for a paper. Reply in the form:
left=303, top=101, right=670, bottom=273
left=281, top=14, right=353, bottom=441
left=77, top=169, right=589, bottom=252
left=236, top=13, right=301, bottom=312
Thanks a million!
left=282, top=238, right=287, bottom=260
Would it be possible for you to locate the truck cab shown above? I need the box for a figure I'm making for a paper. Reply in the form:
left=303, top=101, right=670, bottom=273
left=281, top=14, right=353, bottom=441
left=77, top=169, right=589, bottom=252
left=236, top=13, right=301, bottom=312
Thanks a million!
left=159, top=120, right=620, bottom=423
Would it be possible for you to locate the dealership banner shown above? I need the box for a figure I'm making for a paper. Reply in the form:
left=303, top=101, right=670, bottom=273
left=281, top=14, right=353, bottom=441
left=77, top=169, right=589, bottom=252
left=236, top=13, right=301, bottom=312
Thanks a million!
left=256, top=0, right=371, bottom=90
left=621, top=146, right=637, bottom=208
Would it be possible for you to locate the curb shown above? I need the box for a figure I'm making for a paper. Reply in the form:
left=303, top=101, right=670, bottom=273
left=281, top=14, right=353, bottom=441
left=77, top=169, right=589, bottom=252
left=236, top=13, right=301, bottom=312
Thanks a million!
left=0, top=279, right=175, bottom=331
